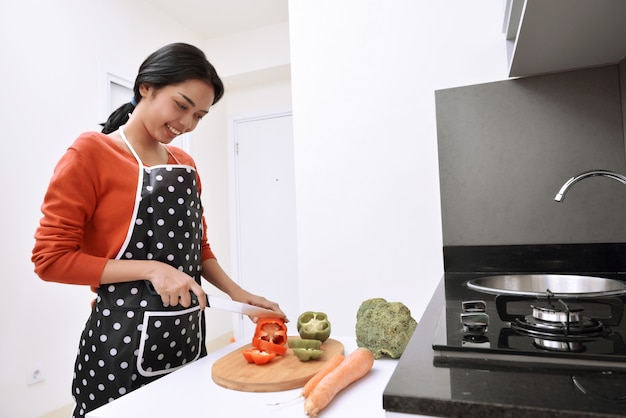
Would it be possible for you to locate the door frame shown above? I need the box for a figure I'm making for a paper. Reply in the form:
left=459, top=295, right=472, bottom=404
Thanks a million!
left=227, top=108, right=294, bottom=340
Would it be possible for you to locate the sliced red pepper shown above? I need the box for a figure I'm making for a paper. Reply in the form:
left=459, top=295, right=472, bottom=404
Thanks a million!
left=242, top=348, right=276, bottom=365
left=241, top=318, right=288, bottom=365
left=253, top=338, right=288, bottom=355
left=253, top=317, right=288, bottom=347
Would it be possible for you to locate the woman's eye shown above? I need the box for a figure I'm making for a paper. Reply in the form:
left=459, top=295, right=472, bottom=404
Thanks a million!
left=177, top=102, right=188, bottom=111
left=195, top=114, right=204, bottom=121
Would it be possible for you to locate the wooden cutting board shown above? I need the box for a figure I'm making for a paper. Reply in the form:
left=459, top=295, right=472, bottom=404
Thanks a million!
left=211, top=338, right=344, bottom=392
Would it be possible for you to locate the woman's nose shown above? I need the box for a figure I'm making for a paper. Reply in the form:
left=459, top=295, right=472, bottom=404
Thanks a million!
left=180, top=113, right=196, bottom=132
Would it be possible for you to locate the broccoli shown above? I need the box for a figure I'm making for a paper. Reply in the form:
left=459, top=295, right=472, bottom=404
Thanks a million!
left=355, top=298, right=418, bottom=359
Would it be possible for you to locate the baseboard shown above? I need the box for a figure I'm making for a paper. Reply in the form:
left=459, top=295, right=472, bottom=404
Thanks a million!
left=39, top=403, right=74, bottom=418
left=206, top=331, right=235, bottom=353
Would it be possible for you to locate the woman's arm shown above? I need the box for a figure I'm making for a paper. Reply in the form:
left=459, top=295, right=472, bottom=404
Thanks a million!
left=33, top=134, right=139, bottom=288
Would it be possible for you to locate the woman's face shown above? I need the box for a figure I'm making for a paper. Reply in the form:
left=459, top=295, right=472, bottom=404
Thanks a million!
left=138, top=79, right=216, bottom=144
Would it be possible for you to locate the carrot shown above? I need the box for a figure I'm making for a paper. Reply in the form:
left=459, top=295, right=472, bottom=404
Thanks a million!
left=302, top=353, right=345, bottom=398
left=304, top=347, right=375, bottom=417
left=266, top=352, right=345, bottom=407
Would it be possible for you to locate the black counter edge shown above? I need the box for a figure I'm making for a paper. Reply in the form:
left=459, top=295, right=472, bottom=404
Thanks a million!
left=443, top=243, right=626, bottom=274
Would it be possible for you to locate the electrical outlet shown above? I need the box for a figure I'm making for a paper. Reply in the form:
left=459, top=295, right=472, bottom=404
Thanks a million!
left=27, top=365, right=45, bottom=385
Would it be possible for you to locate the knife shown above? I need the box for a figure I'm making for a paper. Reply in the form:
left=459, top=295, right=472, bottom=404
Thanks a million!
left=206, top=294, right=285, bottom=319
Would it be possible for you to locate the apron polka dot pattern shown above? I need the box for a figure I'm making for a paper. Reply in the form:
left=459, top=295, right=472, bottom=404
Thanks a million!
left=71, top=134, right=206, bottom=418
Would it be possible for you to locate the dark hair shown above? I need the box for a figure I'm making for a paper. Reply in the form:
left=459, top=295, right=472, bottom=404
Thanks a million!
left=101, top=43, right=225, bottom=134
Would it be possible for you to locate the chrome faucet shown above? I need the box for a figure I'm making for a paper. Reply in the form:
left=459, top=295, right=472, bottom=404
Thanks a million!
left=554, top=170, right=626, bottom=202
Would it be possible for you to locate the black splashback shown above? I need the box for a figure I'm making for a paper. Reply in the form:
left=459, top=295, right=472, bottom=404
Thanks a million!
left=435, top=65, right=626, bottom=247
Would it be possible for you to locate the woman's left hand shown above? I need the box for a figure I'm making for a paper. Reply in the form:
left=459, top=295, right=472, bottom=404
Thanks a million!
left=231, top=288, right=288, bottom=323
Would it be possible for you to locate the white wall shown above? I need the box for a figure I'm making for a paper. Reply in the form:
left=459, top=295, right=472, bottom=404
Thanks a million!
left=288, top=0, right=510, bottom=336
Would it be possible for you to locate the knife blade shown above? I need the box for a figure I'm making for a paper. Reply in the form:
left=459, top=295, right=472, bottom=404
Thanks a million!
left=206, top=295, right=284, bottom=319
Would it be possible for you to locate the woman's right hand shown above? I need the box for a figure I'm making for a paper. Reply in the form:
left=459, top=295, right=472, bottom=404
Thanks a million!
left=148, top=261, right=207, bottom=309
left=100, top=259, right=207, bottom=309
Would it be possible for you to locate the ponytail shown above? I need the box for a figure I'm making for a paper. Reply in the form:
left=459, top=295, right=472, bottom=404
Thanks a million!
left=101, top=102, right=135, bottom=134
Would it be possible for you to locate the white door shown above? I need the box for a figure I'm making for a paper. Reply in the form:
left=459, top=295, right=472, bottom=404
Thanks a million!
left=231, top=113, right=298, bottom=341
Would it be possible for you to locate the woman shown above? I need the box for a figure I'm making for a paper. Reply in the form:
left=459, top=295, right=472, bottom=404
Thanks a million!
left=32, top=43, right=285, bottom=418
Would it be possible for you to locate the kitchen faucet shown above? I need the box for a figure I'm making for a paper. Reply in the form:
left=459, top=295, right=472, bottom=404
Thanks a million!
left=554, top=169, right=626, bottom=202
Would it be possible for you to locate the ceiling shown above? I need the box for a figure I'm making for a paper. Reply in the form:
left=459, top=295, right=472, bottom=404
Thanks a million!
left=144, top=0, right=289, bottom=39
left=148, top=1, right=626, bottom=78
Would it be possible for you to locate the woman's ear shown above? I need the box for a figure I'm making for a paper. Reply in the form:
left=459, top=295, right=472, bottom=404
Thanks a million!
left=138, top=83, right=153, bottom=99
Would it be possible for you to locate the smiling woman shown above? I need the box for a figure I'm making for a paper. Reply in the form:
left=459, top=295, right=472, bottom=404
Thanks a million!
left=32, top=42, right=286, bottom=418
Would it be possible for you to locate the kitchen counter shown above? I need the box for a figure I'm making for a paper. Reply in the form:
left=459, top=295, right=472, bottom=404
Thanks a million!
left=86, top=336, right=398, bottom=418
left=383, top=275, right=626, bottom=418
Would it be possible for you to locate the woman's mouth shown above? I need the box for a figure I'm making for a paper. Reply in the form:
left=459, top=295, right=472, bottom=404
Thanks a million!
left=167, top=124, right=182, bottom=136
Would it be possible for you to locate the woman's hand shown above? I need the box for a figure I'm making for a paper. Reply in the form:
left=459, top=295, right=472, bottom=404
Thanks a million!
left=100, top=259, right=207, bottom=309
left=229, top=287, right=288, bottom=323
left=148, top=262, right=207, bottom=309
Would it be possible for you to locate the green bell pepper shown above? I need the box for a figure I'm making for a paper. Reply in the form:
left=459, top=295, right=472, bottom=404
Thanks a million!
left=287, top=338, right=323, bottom=350
left=297, top=311, right=331, bottom=342
left=293, top=348, right=325, bottom=361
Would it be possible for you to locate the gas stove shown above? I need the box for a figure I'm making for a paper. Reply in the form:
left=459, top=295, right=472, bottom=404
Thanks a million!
left=433, top=273, right=626, bottom=372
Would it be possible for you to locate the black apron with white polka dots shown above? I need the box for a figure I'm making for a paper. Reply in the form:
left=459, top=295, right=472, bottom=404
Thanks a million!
left=71, top=129, right=206, bottom=418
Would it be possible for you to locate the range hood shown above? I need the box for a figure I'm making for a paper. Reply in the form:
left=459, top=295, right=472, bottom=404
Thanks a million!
left=504, top=0, right=626, bottom=77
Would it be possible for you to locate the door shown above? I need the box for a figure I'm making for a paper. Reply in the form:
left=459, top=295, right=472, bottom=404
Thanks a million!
left=231, top=112, right=298, bottom=341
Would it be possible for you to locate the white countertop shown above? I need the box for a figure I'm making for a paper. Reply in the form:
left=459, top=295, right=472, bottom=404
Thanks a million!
left=86, top=336, right=398, bottom=418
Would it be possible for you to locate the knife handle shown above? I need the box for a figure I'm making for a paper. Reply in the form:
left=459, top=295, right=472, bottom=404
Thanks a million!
left=144, top=281, right=200, bottom=305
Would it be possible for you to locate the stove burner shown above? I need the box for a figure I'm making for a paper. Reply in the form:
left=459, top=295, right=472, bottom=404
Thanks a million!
left=509, top=296, right=610, bottom=346
left=512, top=301, right=609, bottom=344
left=531, top=300, right=584, bottom=323
left=513, top=315, right=607, bottom=337
left=533, top=337, right=586, bottom=352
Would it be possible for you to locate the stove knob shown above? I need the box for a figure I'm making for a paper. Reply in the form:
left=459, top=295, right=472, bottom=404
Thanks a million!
left=462, top=333, right=491, bottom=348
left=462, top=300, right=486, bottom=313
left=460, top=312, right=489, bottom=333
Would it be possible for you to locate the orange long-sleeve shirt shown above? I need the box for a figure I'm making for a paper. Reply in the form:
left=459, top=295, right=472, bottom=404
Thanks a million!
left=32, top=131, right=216, bottom=291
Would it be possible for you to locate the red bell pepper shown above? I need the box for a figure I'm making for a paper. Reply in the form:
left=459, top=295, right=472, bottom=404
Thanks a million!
left=253, top=317, right=288, bottom=348
left=253, top=338, right=288, bottom=355
left=241, top=317, right=288, bottom=365
left=242, top=348, right=276, bottom=365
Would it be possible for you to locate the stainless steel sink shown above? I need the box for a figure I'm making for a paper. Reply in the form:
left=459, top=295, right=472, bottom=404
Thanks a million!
left=466, top=274, right=626, bottom=297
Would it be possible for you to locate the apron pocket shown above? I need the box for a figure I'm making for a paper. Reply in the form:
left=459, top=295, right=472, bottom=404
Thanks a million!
left=136, top=305, right=203, bottom=377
